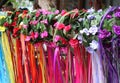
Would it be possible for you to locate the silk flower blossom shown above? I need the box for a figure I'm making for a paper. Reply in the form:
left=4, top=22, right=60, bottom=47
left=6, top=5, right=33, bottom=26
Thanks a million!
left=89, top=25, right=98, bottom=35
left=89, top=40, right=98, bottom=50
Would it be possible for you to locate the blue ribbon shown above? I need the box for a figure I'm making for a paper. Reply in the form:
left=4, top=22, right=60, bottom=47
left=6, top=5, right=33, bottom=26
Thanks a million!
left=0, top=32, right=10, bottom=83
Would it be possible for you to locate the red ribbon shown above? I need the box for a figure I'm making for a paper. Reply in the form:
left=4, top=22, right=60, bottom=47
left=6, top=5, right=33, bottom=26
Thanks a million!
left=27, top=42, right=38, bottom=83
left=16, top=39, right=24, bottom=83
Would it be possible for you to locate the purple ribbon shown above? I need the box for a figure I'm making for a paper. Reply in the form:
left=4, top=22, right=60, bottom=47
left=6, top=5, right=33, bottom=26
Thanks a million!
left=98, top=7, right=119, bottom=83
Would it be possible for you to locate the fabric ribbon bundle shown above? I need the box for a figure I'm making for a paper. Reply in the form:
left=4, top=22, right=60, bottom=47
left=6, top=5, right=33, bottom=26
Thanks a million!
left=1, top=7, right=120, bottom=83
left=0, top=31, right=105, bottom=83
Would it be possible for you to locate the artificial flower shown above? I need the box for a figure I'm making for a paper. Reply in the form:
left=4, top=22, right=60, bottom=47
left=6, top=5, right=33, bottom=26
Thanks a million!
left=87, top=8, right=95, bottom=14
left=3, top=22, right=9, bottom=27
left=80, top=28, right=90, bottom=35
left=25, top=36, right=31, bottom=41
left=23, top=10, right=28, bottom=14
left=69, top=39, right=79, bottom=47
left=78, top=18, right=85, bottom=22
left=54, top=10, right=59, bottom=14
left=30, top=20, right=38, bottom=25
left=61, top=38, right=67, bottom=45
left=64, top=25, right=71, bottom=32
left=54, top=35, right=61, bottom=42
left=40, top=19, right=48, bottom=25
left=30, top=32, right=35, bottom=39
left=106, top=15, right=112, bottom=19
left=89, top=25, right=98, bottom=35
left=13, top=27, right=20, bottom=37
left=61, top=10, right=67, bottom=16
left=89, top=40, right=98, bottom=50
left=22, top=24, right=28, bottom=29
left=34, top=32, right=39, bottom=39
left=97, top=9, right=102, bottom=13
left=113, top=25, right=120, bottom=35
left=87, top=14, right=95, bottom=20
left=36, top=10, right=40, bottom=17
left=40, top=31, right=48, bottom=38
left=98, top=29, right=111, bottom=39
left=114, top=12, right=120, bottom=18
left=77, top=34, right=83, bottom=43
left=54, top=22, right=65, bottom=30
left=70, top=9, right=79, bottom=18
left=11, top=22, right=17, bottom=26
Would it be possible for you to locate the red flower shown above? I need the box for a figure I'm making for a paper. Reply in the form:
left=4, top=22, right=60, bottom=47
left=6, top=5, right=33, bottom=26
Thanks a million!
left=69, top=39, right=79, bottom=48
left=30, top=32, right=35, bottom=39
left=11, top=22, right=17, bottom=26
left=13, top=27, right=20, bottom=37
left=61, top=38, right=67, bottom=45
left=14, top=17, right=18, bottom=21
left=16, top=11, right=20, bottom=16
left=4, top=22, right=9, bottom=27
left=54, top=22, right=65, bottom=30
left=23, top=10, right=28, bottom=14
left=13, top=27, right=20, bottom=34
left=61, top=10, right=67, bottom=16
left=64, top=25, right=71, bottom=32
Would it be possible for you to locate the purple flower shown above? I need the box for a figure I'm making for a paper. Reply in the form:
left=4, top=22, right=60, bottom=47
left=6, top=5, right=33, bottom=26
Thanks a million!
left=40, top=31, right=48, bottom=38
left=40, top=19, right=48, bottom=24
left=113, top=25, right=120, bottom=35
left=106, top=15, right=112, bottom=19
left=98, top=29, right=111, bottom=39
left=116, top=7, right=120, bottom=12
left=114, top=12, right=120, bottom=18
left=87, top=14, right=95, bottom=20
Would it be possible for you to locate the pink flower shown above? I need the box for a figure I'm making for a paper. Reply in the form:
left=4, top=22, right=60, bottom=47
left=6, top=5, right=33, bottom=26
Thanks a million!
left=40, top=31, right=48, bottom=38
left=40, top=19, right=48, bottom=24
left=54, top=10, right=59, bottom=14
left=30, top=20, right=38, bottom=25
left=54, top=22, right=65, bottom=30
left=22, top=24, right=28, bottom=29
left=61, top=10, right=67, bottom=16
left=54, top=35, right=61, bottom=42
left=34, top=32, right=39, bottom=39
left=25, top=36, right=31, bottom=41
left=41, top=9, right=49, bottom=15
left=64, top=25, right=71, bottom=32
left=36, top=10, right=40, bottom=17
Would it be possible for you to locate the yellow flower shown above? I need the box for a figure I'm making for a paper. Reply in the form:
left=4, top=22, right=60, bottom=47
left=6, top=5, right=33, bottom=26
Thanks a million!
left=0, top=16, right=5, bottom=19
left=0, top=26, right=6, bottom=32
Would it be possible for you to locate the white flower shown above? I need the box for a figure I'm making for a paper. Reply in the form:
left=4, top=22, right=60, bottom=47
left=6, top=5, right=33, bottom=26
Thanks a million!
left=90, top=40, right=98, bottom=50
left=89, top=25, right=98, bottom=35
left=80, top=28, right=90, bottom=35
left=97, top=9, right=102, bottom=13
left=87, top=8, right=95, bottom=14
left=87, top=14, right=95, bottom=20
left=77, top=34, right=83, bottom=43
left=78, top=18, right=85, bottom=22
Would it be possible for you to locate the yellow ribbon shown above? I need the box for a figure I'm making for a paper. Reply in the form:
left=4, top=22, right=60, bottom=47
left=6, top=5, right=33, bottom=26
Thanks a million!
left=1, top=32, right=15, bottom=83
left=0, top=26, right=6, bottom=32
